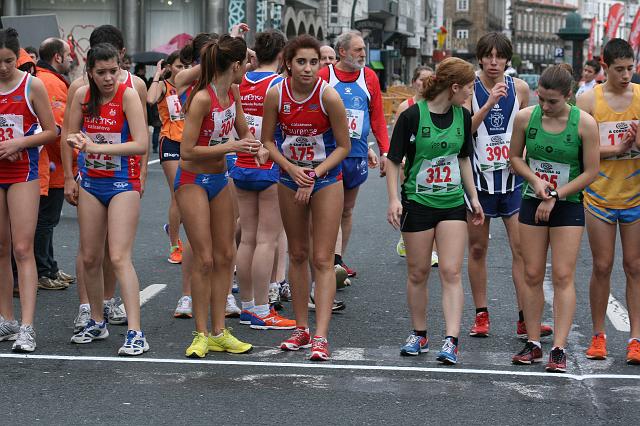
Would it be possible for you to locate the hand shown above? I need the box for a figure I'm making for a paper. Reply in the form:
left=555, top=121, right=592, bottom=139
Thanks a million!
left=618, top=125, right=636, bottom=155
left=487, top=82, right=508, bottom=107
left=535, top=198, right=556, bottom=224
left=287, top=165, right=315, bottom=187
left=230, top=23, right=250, bottom=38
left=231, top=138, right=262, bottom=155
left=387, top=198, right=403, bottom=230
left=255, top=145, right=270, bottom=166
left=294, top=185, right=313, bottom=205
left=67, top=132, right=94, bottom=153
left=64, top=177, right=79, bottom=206
left=469, top=198, right=485, bottom=226
left=6, top=152, right=22, bottom=162
left=139, top=175, right=146, bottom=198
left=367, top=148, right=379, bottom=169
left=532, top=177, right=553, bottom=200
left=379, top=155, right=388, bottom=177
left=0, top=139, right=23, bottom=160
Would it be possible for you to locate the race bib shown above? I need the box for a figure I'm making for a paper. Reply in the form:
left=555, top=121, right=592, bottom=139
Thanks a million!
left=245, top=114, right=263, bottom=140
left=526, top=159, right=569, bottom=199
left=598, top=120, right=640, bottom=160
left=166, top=94, right=184, bottom=122
left=282, top=134, right=326, bottom=167
left=209, top=107, right=235, bottom=146
left=476, top=133, right=511, bottom=172
left=346, top=108, right=365, bottom=139
left=0, top=114, right=24, bottom=142
left=84, top=132, right=122, bottom=171
left=415, top=154, right=461, bottom=194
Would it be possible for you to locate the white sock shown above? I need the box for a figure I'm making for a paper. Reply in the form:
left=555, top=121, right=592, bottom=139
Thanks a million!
left=629, top=338, right=639, bottom=343
left=79, top=303, right=90, bottom=311
left=269, top=282, right=279, bottom=290
left=254, top=304, right=270, bottom=318
left=241, top=300, right=255, bottom=310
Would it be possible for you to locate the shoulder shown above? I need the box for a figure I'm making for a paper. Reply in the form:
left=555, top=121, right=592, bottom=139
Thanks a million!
left=132, top=75, right=147, bottom=93
left=515, top=105, right=535, bottom=122
left=122, top=86, right=140, bottom=103
left=364, top=67, right=381, bottom=86
left=513, top=77, right=530, bottom=92
left=400, top=102, right=420, bottom=122
left=321, top=84, right=342, bottom=104
left=575, top=86, right=595, bottom=111
left=231, top=83, right=241, bottom=99
left=27, top=74, right=46, bottom=92
left=74, top=84, right=89, bottom=103
left=577, top=108, right=597, bottom=127
left=460, top=105, right=471, bottom=119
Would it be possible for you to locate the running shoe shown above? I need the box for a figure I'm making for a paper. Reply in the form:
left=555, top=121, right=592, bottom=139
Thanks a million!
left=340, top=261, right=356, bottom=278
left=268, top=284, right=283, bottom=311
left=308, top=294, right=346, bottom=312
left=512, top=341, right=543, bottom=364
left=56, top=270, right=76, bottom=284
left=168, top=243, right=183, bottom=264
left=185, top=331, right=209, bottom=358
left=12, top=324, right=36, bottom=353
left=174, top=295, right=193, bottom=318
left=104, top=297, right=127, bottom=325
left=225, top=294, right=241, bottom=317
left=310, top=336, right=330, bottom=361
left=118, top=330, right=149, bottom=356
left=436, top=337, right=459, bottom=365
left=231, top=279, right=239, bottom=294
left=585, top=333, right=607, bottom=360
left=37, top=276, right=68, bottom=290
left=279, top=280, right=291, bottom=301
left=343, top=278, right=352, bottom=287
left=400, top=333, right=429, bottom=356
left=0, top=315, right=19, bottom=341
left=335, top=264, right=348, bottom=289
left=73, top=305, right=91, bottom=333
left=431, top=251, right=439, bottom=268
left=249, top=308, right=296, bottom=330
left=627, top=339, right=640, bottom=365
left=469, top=311, right=490, bottom=337
left=239, top=310, right=254, bottom=325
left=516, top=320, right=553, bottom=340
left=396, top=236, right=406, bottom=257
left=280, top=327, right=312, bottom=351
left=207, top=328, right=252, bottom=354
left=71, top=319, right=109, bottom=344
left=545, top=347, right=567, bottom=373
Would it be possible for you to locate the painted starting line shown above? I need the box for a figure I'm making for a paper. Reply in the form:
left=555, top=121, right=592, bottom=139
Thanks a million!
left=1, top=353, right=639, bottom=382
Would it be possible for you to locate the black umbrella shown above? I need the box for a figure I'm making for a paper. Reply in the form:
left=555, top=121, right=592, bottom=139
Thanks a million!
left=132, top=51, right=168, bottom=66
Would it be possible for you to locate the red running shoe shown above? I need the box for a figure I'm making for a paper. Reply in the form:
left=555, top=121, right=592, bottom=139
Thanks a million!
left=340, top=261, right=356, bottom=278
left=627, top=339, right=640, bottom=365
left=280, top=327, right=311, bottom=351
left=310, top=336, right=330, bottom=361
left=516, top=320, right=553, bottom=340
left=546, top=347, right=567, bottom=373
left=512, top=341, right=543, bottom=364
left=469, top=311, right=490, bottom=337
left=585, top=333, right=607, bottom=360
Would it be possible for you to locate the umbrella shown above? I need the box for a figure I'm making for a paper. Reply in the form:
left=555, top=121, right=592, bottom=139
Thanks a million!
left=132, top=51, right=168, bottom=65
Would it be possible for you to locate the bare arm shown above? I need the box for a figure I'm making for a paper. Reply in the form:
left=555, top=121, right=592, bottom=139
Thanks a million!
left=317, top=86, right=351, bottom=177
left=468, top=81, right=509, bottom=133
left=146, top=59, right=166, bottom=104
left=514, top=77, right=530, bottom=110
left=175, top=65, right=200, bottom=95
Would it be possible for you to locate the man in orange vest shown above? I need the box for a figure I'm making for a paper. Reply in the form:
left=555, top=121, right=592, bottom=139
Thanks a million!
left=34, top=37, right=75, bottom=290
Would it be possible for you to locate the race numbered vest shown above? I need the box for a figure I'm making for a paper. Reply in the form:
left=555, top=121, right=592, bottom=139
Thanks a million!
left=523, top=105, right=582, bottom=203
left=196, top=84, right=236, bottom=148
left=276, top=77, right=335, bottom=170
left=327, top=64, right=370, bottom=158
left=585, top=83, right=640, bottom=209
left=158, top=80, right=185, bottom=141
left=235, top=71, right=281, bottom=169
left=471, top=75, right=522, bottom=194
left=0, top=72, right=40, bottom=184
left=80, top=83, right=139, bottom=180
left=403, top=100, right=466, bottom=209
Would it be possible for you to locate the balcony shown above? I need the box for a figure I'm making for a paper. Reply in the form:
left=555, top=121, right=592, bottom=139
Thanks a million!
left=369, top=0, right=399, bottom=20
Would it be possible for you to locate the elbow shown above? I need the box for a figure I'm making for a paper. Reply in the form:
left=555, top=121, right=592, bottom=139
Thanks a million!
left=181, top=149, right=195, bottom=161
left=42, top=130, right=57, bottom=145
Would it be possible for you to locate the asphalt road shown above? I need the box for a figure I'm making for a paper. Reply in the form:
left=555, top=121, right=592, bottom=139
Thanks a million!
left=3, top=94, right=639, bottom=424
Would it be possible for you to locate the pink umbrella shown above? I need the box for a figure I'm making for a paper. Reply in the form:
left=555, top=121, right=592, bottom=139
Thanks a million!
left=152, top=33, right=193, bottom=54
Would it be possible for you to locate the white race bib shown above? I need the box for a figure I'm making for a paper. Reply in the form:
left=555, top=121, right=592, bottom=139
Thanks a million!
left=166, top=94, right=184, bottom=122
left=346, top=108, right=365, bottom=139
left=0, top=114, right=24, bottom=142
left=282, top=134, right=326, bottom=167
left=526, top=159, right=569, bottom=199
left=415, top=154, right=461, bottom=194
left=598, top=120, right=640, bottom=160
left=85, top=132, right=122, bottom=171
left=209, top=106, right=235, bottom=146
left=245, top=114, right=263, bottom=140
left=476, top=132, right=511, bottom=171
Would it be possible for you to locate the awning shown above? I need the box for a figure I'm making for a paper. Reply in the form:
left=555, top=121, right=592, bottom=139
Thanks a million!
left=370, top=60, right=384, bottom=70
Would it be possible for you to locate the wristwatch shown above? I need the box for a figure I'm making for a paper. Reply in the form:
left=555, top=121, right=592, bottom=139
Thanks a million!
left=549, top=190, right=560, bottom=201
left=305, top=170, right=317, bottom=179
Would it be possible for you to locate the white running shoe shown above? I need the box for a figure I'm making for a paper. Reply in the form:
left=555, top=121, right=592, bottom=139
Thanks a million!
left=12, top=324, right=36, bottom=352
left=118, top=330, right=149, bottom=356
left=225, top=294, right=241, bottom=317
left=73, top=305, right=91, bottom=333
left=104, top=297, right=127, bottom=325
left=71, top=319, right=109, bottom=344
left=174, top=295, right=193, bottom=318
left=0, top=315, right=20, bottom=341
left=431, top=251, right=439, bottom=268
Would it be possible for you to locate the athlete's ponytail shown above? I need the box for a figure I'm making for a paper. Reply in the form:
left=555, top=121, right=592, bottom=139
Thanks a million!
left=180, top=32, right=219, bottom=66
left=539, top=63, right=574, bottom=97
left=83, top=43, right=120, bottom=118
left=423, top=57, right=475, bottom=101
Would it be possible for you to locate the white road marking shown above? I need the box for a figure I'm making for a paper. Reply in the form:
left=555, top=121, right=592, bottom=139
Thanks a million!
left=117, top=284, right=166, bottom=311
left=147, top=159, right=160, bottom=165
left=607, top=294, right=631, bottom=332
left=1, top=353, right=639, bottom=381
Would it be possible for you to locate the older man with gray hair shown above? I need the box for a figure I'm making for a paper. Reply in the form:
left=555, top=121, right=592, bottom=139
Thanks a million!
left=318, top=30, right=389, bottom=280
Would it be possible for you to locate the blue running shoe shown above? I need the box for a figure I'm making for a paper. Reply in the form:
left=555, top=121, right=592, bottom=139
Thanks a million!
left=239, top=310, right=254, bottom=325
left=70, top=319, right=109, bottom=344
left=400, top=333, right=429, bottom=356
left=436, top=337, right=459, bottom=365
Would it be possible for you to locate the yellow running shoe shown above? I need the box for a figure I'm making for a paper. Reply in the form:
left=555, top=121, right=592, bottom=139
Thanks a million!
left=185, top=331, right=208, bottom=358
left=208, top=328, right=252, bottom=354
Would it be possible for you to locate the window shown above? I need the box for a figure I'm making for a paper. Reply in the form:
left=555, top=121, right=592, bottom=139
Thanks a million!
left=330, top=0, right=338, bottom=13
left=456, top=29, right=469, bottom=39
left=330, top=0, right=338, bottom=25
left=457, top=0, right=469, bottom=12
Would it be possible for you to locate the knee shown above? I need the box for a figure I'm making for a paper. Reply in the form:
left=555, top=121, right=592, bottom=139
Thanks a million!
left=213, top=246, right=234, bottom=268
left=194, top=254, right=214, bottom=275
left=623, top=258, right=640, bottom=280
left=312, top=254, right=333, bottom=273
left=407, top=265, right=429, bottom=284
left=592, top=260, right=614, bottom=279
left=439, top=266, right=462, bottom=285
left=524, top=267, right=544, bottom=286
left=552, top=269, right=575, bottom=289
left=288, top=247, right=310, bottom=265
left=341, top=206, right=354, bottom=220
left=12, top=241, right=34, bottom=263
left=469, top=242, right=488, bottom=261
left=107, top=252, right=131, bottom=270
left=81, top=252, right=103, bottom=271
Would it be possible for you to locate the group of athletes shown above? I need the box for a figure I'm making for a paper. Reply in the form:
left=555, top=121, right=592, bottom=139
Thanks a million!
left=0, top=22, right=638, bottom=372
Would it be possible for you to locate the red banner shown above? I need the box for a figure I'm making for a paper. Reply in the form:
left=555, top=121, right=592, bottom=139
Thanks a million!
left=605, top=3, right=625, bottom=40
left=630, top=10, right=640, bottom=49
left=588, top=17, right=596, bottom=60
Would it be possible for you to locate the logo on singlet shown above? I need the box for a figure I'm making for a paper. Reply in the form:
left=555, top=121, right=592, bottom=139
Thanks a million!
left=283, top=103, right=291, bottom=114
left=489, top=112, right=504, bottom=128
left=421, top=127, right=431, bottom=137
left=540, top=162, right=553, bottom=172
left=528, top=128, right=538, bottom=139
left=545, top=146, right=554, bottom=153
left=352, top=96, right=364, bottom=109
left=109, top=109, right=117, bottom=117
left=113, top=182, right=128, bottom=189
